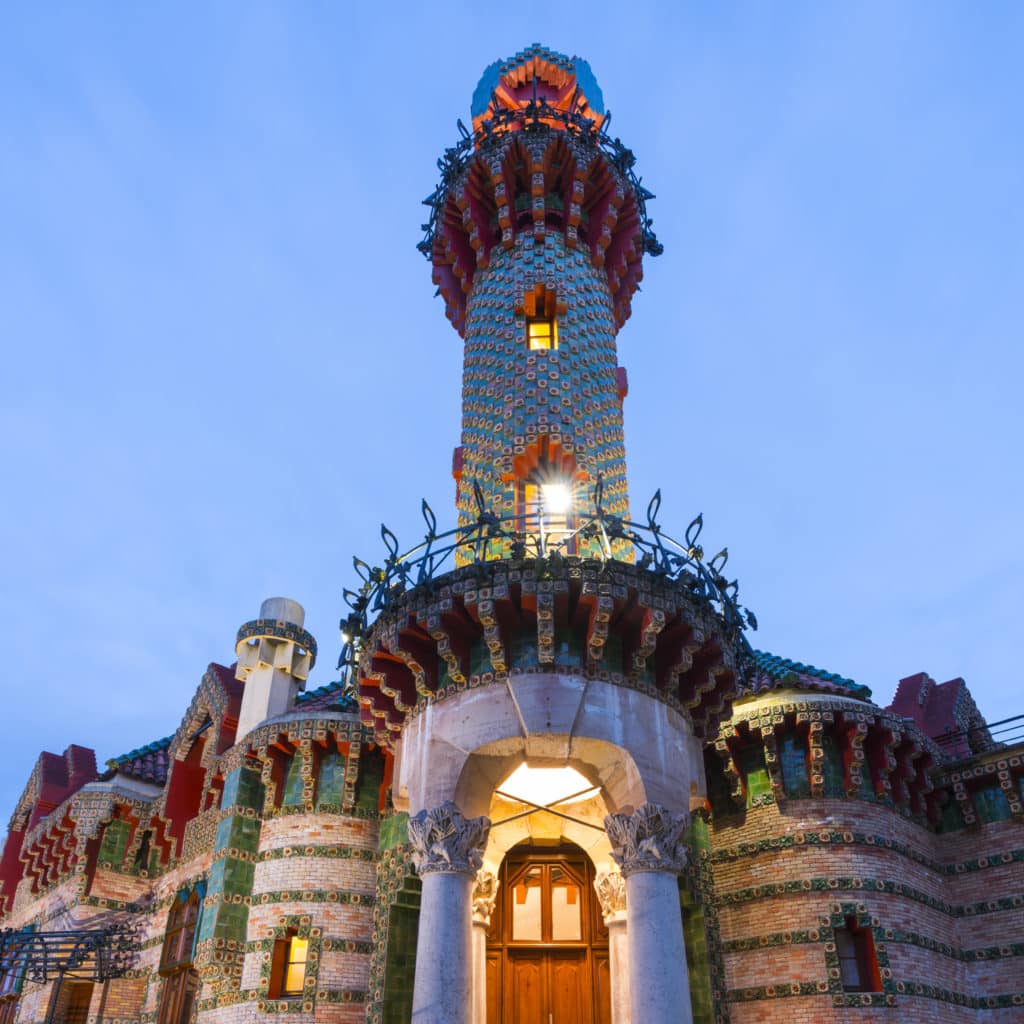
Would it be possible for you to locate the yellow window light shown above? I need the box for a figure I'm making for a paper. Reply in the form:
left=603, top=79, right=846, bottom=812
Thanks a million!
left=527, top=316, right=557, bottom=351
left=283, top=937, right=308, bottom=996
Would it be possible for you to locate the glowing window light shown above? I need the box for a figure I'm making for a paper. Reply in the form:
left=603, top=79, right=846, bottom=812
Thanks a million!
left=527, top=316, right=557, bottom=350
left=283, top=936, right=308, bottom=996
left=541, top=482, right=572, bottom=515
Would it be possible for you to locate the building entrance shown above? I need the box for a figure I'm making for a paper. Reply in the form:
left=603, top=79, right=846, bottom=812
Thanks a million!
left=486, top=844, right=611, bottom=1024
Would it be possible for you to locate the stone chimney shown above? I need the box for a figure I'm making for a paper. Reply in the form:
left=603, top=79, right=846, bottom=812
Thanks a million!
left=234, top=597, right=316, bottom=741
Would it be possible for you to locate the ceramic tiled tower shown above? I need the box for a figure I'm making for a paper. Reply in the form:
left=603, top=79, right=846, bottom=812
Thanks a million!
left=425, top=44, right=661, bottom=560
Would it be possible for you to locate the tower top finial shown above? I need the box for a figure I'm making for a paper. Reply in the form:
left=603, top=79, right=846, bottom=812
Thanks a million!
left=420, top=46, right=662, bottom=336
left=471, top=44, right=605, bottom=133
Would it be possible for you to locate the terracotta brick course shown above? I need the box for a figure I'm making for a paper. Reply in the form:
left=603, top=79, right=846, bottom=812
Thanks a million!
left=260, top=816, right=378, bottom=852
left=252, top=856, right=377, bottom=896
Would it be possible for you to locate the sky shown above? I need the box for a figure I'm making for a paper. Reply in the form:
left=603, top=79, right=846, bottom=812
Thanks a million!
left=2, top=2, right=1022, bottom=823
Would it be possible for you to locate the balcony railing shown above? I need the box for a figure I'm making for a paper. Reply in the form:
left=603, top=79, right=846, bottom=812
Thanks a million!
left=336, top=479, right=755, bottom=685
left=931, top=712, right=1024, bottom=761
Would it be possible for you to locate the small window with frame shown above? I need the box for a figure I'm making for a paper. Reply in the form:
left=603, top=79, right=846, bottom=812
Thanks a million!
left=835, top=916, right=881, bottom=993
left=526, top=316, right=557, bottom=351
left=521, top=282, right=563, bottom=351
left=270, top=930, right=309, bottom=999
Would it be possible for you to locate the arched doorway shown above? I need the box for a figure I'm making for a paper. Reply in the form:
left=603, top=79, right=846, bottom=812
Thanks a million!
left=486, top=843, right=611, bottom=1024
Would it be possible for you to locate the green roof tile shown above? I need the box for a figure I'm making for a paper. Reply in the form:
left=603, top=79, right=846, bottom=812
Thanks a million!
left=750, top=649, right=872, bottom=701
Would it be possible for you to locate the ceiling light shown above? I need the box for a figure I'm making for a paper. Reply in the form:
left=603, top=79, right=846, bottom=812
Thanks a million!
left=497, top=763, right=599, bottom=808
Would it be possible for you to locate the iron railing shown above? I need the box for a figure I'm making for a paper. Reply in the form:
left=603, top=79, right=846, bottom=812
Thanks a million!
left=418, top=90, right=662, bottom=262
left=0, top=924, right=138, bottom=985
left=0, top=923, right=139, bottom=1024
left=337, top=479, right=755, bottom=684
left=932, top=712, right=1024, bottom=759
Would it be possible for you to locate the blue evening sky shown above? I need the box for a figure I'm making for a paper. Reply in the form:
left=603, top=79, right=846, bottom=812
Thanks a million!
left=2, top=3, right=1022, bottom=820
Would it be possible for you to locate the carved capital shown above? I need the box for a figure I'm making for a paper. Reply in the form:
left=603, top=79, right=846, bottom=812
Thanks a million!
left=594, top=870, right=627, bottom=921
left=407, top=802, right=490, bottom=876
left=604, top=803, right=689, bottom=876
left=472, top=870, right=499, bottom=925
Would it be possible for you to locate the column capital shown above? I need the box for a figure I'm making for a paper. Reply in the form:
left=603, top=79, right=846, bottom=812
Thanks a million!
left=594, top=870, right=627, bottom=923
left=408, top=801, right=491, bottom=877
left=472, top=870, right=499, bottom=927
left=604, top=802, right=689, bottom=877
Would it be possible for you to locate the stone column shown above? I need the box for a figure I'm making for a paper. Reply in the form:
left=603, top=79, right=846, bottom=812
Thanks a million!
left=595, top=870, right=630, bottom=1024
left=408, top=802, right=491, bottom=1024
left=605, top=803, right=692, bottom=1024
left=471, top=871, right=498, bottom=1024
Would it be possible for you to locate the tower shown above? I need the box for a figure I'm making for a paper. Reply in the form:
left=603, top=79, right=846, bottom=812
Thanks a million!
left=422, top=44, right=662, bottom=558
left=355, top=46, right=747, bottom=1024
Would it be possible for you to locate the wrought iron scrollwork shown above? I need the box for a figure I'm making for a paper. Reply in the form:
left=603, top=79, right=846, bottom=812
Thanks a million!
left=337, top=479, right=756, bottom=687
left=0, top=922, right=139, bottom=984
left=418, top=99, right=662, bottom=262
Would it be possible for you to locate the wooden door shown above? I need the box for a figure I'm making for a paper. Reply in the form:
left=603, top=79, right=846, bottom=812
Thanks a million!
left=64, top=982, right=94, bottom=1024
left=505, top=950, right=589, bottom=1024
left=549, top=951, right=588, bottom=1024
left=593, top=952, right=612, bottom=1024
left=487, top=845, right=609, bottom=1024
left=507, top=953, right=544, bottom=1024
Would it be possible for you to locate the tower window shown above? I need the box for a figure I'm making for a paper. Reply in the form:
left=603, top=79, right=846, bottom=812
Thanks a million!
left=835, top=916, right=881, bottom=992
left=270, top=930, right=309, bottom=998
left=526, top=315, right=557, bottom=351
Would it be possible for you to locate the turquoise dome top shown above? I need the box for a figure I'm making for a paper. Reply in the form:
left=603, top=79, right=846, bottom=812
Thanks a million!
left=470, top=43, right=605, bottom=121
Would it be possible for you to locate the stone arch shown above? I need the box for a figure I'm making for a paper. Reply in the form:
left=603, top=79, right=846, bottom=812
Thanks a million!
left=467, top=743, right=617, bottom=873
left=393, top=673, right=702, bottom=822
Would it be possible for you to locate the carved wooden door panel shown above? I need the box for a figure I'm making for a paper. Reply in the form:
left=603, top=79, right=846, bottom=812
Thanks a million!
left=549, top=951, right=588, bottom=1024
left=488, top=845, right=610, bottom=1024
left=505, top=950, right=588, bottom=1024
left=486, top=953, right=502, bottom=1023
left=507, top=953, right=544, bottom=1024
left=593, top=952, right=612, bottom=1024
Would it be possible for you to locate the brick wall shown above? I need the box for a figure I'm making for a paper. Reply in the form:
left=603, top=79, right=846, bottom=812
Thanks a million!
left=710, top=794, right=1024, bottom=1022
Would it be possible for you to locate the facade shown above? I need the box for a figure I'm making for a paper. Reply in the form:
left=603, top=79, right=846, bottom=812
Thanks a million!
left=2, top=43, right=1023, bottom=1024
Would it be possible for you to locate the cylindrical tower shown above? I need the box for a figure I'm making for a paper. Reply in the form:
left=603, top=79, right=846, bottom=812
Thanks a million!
left=422, top=44, right=661, bottom=558
left=356, top=45, right=750, bottom=1024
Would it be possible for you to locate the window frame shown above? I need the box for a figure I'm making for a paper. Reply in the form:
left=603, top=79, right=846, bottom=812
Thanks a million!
left=0, top=970, right=18, bottom=1000
left=269, top=929, right=310, bottom=1000
left=526, top=315, right=557, bottom=351
left=835, top=915, right=882, bottom=993
left=160, top=888, right=201, bottom=974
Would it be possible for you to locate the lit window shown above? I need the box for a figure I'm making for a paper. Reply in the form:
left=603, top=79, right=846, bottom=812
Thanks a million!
left=271, top=931, right=309, bottom=998
left=527, top=316, right=557, bottom=351
left=835, top=917, right=881, bottom=992
left=506, top=858, right=589, bottom=946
